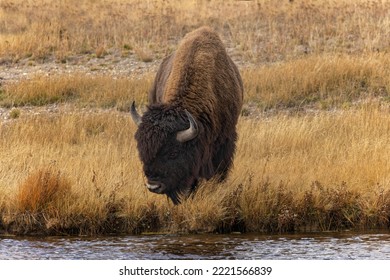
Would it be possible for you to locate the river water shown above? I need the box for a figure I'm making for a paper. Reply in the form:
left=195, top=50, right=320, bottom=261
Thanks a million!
left=1, top=232, right=390, bottom=260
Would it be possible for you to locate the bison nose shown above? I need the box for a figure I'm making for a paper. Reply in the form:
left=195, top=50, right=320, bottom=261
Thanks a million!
left=146, top=183, right=160, bottom=191
left=146, top=180, right=166, bottom=194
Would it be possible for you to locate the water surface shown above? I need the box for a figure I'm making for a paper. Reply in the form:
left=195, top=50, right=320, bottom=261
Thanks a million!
left=1, top=232, right=390, bottom=260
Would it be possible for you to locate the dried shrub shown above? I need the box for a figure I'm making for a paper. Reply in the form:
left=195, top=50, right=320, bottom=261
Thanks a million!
left=295, top=181, right=362, bottom=231
left=17, top=168, right=71, bottom=214
left=359, top=186, right=390, bottom=229
left=240, top=175, right=298, bottom=233
left=9, top=108, right=21, bottom=119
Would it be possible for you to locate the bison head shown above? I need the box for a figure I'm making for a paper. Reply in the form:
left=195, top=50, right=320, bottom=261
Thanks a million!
left=131, top=102, right=200, bottom=204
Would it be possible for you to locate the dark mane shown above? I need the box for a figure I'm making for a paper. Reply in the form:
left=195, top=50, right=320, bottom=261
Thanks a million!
left=135, top=104, right=190, bottom=164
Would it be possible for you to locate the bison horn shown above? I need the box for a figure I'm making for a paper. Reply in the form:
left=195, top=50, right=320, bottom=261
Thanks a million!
left=176, top=110, right=198, bottom=142
left=130, top=101, right=142, bottom=126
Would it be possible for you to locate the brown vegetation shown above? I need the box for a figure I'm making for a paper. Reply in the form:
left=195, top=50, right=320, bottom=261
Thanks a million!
left=17, top=167, right=71, bottom=213
left=1, top=105, right=390, bottom=235
left=1, top=0, right=389, bottom=64
left=1, top=0, right=390, bottom=235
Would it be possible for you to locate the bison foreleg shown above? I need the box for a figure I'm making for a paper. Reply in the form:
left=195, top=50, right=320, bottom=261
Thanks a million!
left=212, top=132, right=237, bottom=182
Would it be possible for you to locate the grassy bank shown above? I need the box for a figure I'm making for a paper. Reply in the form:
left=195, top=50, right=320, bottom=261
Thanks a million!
left=1, top=105, right=390, bottom=235
left=1, top=0, right=390, bottom=235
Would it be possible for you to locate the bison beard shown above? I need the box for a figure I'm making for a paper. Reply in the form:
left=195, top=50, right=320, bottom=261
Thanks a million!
left=131, top=26, right=243, bottom=204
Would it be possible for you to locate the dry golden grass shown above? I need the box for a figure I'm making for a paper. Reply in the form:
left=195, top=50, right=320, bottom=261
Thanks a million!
left=1, top=105, right=390, bottom=234
left=0, top=110, right=147, bottom=234
left=0, top=73, right=153, bottom=108
left=1, top=0, right=390, bottom=235
left=243, top=53, right=390, bottom=109
left=1, top=52, right=389, bottom=111
left=1, top=0, right=389, bottom=63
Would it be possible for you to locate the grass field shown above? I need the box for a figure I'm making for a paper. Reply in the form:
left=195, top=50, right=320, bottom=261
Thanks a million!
left=1, top=0, right=390, bottom=63
left=1, top=0, right=390, bottom=235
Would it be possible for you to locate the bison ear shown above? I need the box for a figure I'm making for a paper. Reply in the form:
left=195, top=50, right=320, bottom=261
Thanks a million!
left=130, top=101, right=142, bottom=126
left=176, top=110, right=198, bottom=142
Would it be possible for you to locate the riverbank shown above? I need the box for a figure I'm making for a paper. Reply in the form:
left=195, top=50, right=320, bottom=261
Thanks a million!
left=1, top=103, right=390, bottom=235
left=1, top=0, right=390, bottom=235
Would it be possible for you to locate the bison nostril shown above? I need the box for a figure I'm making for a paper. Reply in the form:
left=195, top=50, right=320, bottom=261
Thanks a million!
left=144, top=168, right=160, bottom=180
left=146, top=176, right=160, bottom=182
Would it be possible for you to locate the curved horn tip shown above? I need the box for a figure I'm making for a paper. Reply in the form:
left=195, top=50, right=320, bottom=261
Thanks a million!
left=185, top=109, right=198, bottom=128
left=176, top=110, right=199, bottom=142
left=130, top=101, right=142, bottom=126
left=131, top=101, right=137, bottom=111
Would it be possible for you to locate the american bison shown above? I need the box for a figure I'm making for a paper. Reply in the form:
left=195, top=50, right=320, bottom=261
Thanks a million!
left=131, top=26, right=243, bottom=204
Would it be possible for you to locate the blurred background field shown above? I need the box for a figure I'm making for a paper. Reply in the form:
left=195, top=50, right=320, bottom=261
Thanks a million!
left=1, top=0, right=390, bottom=235
left=1, top=0, right=389, bottom=63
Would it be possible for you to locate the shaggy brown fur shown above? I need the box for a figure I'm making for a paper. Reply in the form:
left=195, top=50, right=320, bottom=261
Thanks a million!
left=150, top=26, right=243, bottom=132
left=133, top=26, right=243, bottom=204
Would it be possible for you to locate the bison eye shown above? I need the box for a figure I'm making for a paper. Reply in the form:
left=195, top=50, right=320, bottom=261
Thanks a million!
left=168, top=151, right=178, bottom=159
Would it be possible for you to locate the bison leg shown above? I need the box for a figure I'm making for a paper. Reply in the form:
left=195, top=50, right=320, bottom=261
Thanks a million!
left=212, top=131, right=237, bottom=182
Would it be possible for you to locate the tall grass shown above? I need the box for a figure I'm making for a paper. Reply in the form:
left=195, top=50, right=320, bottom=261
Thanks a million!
left=0, top=110, right=147, bottom=234
left=243, top=53, right=390, bottom=110
left=2, top=53, right=389, bottom=110
left=1, top=0, right=390, bottom=235
left=0, top=73, right=153, bottom=108
left=1, top=105, right=390, bottom=234
left=1, top=0, right=389, bottom=63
